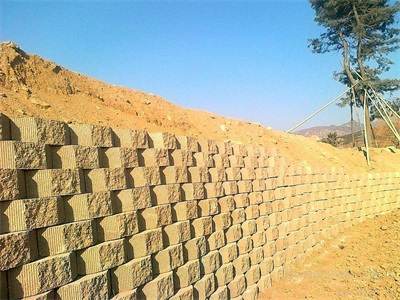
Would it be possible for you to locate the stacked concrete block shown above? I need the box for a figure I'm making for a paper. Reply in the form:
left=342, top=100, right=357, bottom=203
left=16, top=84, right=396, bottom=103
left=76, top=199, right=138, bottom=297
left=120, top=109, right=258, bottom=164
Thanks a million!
left=1, top=114, right=400, bottom=299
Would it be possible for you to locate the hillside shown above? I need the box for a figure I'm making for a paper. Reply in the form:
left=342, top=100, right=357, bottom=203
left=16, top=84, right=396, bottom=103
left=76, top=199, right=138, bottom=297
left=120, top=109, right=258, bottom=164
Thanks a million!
left=295, top=122, right=362, bottom=139
left=0, top=41, right=399, bottom=173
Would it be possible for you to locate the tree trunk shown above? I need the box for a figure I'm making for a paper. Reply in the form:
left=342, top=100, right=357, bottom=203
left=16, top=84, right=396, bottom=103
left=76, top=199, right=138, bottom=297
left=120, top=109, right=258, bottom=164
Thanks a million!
left=350, top=102, right=355, bottom=147
left=363, top=96, right=374, bottom=148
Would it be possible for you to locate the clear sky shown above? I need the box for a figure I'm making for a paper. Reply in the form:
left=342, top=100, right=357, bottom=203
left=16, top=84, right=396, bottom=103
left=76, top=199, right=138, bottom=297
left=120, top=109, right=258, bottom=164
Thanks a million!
left=1, top=0, right=399, bottom=131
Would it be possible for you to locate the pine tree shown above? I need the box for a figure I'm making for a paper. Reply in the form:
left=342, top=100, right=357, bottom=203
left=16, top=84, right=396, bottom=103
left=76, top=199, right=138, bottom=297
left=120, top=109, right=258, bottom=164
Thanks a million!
left=309, top=0, right=400, bottom=147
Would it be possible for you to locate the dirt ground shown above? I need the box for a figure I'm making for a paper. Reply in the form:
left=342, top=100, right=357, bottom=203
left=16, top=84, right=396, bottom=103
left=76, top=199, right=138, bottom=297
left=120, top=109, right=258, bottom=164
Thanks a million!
left=266, top=209, right=400, bottom=299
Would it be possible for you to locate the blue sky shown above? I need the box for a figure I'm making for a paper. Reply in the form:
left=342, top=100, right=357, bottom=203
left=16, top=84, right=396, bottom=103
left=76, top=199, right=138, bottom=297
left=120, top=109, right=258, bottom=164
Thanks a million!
left=1, top=0, right=399, bottom=131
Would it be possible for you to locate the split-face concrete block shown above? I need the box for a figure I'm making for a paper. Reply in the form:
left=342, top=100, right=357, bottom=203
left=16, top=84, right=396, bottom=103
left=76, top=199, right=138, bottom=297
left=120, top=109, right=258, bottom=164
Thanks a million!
left=139, top=204, right=172, bottom=230
left=152, top=244, right=184, bottom=274
left=163, top=220, right=191, bottom=246
left=138, top=271, right=174, bottom=300
left=183, top=236, right=206, bottom=261
left=225, top=224, right=243, bottom=243
left=246, top=265, right=261, bottom=286
left=172, top=201, right=198, bottom=221
left=225, top=167, right=241, bottom=181
left=191, top=216, right=212, bottom=237
left=84, top=168, right=127, bottom=192
left=213, top=154, right=230, bottom=168
left=161, top=166, right=188, bottom=184
left=222, top=181, right=238, bottom=195
left=176, top=135, right=199, bottom=152
left=174, top=259, right=200, bottom=288
left=97, top=211, right=138, bottom=242
left=181, top=183, right=204, bottom=200
left=219, top=243, right=238, bottom=264
left=148, top=132, right=177, bottom=149
left=151, top=184, right=181, bottom=205
left=200, top=250, right=221, bottom=274
left=209, top=286, right=229, bottom=300
left=188, top=167, right=209, bottom=183
left=128, top=167, right=161, bottom=187
left=228, top=155, right=245, bottom=168
left=213, top=212, right=231, bottom=231
left=193, top=273, right=216, bottom=299
left=69, top=124, right=113, bottom=147
left=204, top=182, right=224, bottom=198
left=0, top=169, right=25, bottom=201
left=198, top=139, right=218, bottom=154
left=232, top=254, right=251, bottom=275
left=198, top=198, right=219, bottom=216
left=193, top=152, right=214, bottom=168
left=113, top=129, right=149, bottom=149
left=209, top=167, right=226, bottom=182
left=138, top=148, right=169, bottom=167
left=170, top=285, right=194, bottom=300
left=0, top=141, right=48, bottom=169
left=65, top=192, right=112, bottom=222
left=215, top=262, right=234, bottom=286
left=126, top=228, right=163, bottom=259
left=231, top=208, right=246, bottom=225
left=207, top=230, right=226, bottom=251
left=100, top=147, right=139, bottom=168
left=114, top=187, right=152, bottom=212
left=169, top=149, right=194, bottom=167
left=52, top=145, right=100, bottom=169
left=250, top=247, right=264, bottom=266
left=218, top=196, right=235, bottom=212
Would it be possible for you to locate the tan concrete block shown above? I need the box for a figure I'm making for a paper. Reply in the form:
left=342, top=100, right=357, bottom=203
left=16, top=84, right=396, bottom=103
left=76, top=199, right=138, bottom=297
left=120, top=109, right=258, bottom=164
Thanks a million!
left=248, top=192, right=263, bottom=205
left=242, top=220, right=257, bottom=236
left=257, top=275, right=272, bottom=293
left=198, top=139, right=218, bottom=154
left=77, top=239, right=125, bottom=275
left=98, top=212, right=138, bottom=242
left=250, top=247, right=264, bottom=265
left=234, top=194, right=249, bottom=208
left=111, top=256, right=152, bottom=294
left=220, top=243, right=238, bottom=264
left=242, top=284, right=259, bottom=300
left=244, top=156, right=259, bottom=168
left=263, top=242, right=277, bottom=258
left=232, top=144, right=247, bottom=156
left=198, top=198, right=219, bottom=216
left=225, top=224, right=242, bottom=243
left=209, top=167, right=226, bottom=182
left=128, top=167, right=161, bottom=187
left=210, top=286, right=229, bottom=300
left=183, top=236, right=206, bottom=261
left=215, top=262, right=234, bottom=286
left=65, top=192, right=112, bottom=222
left=0, top=230, right=38, bottom=271
left=0, top=113, right=10, bottom=140
left=200, top=250, right=221, bottom=274
left=161, top=166, right=188, bottom=184
left=213, top=153, right=230, bottom=168
left=237, top=236, right=253, bottom=254
left=169, top=149, right=195, bottom=167
left=237, top=180, right=253, bottom=193
left=138, top=148, right=169, bottom=167
left=113, top=187, right=152, bottom=212
left=252, top=179, right=266, bottom=192
left=0, top=141, right=47, bottom=169
left=84, top=168, right=127, bottom=192
left=26, top=169, right=83, bottom=198
left=228, top=274, right=246, bottom=298
left=151, top=184, right=181, bottom=205
left=52, top=145, right=100, bottom=169
left=182, top=183, right=204, bottom=200
left=139, top=204, right=172, bottom=229
left=111, top=289, right=138, bottom=300
left=231, top=208, right=246, bottom=225
left=259, top=203, right=272, bottom=216
left=233, top=254, right=251, bottom=275
left=193, top=152, right=214, bottom=167
left=153, top=244, right=184, bottom=274
left=138, top=272, right=175, bottom=299
left=229, top=155, right=245, bottom=168
left=163, top=220, right=191, bottom=245
left=170, top=285, right=194, bottom=300
left=11, top=117, right=70, bottom=145
left=205, top=182, right=224, bottom=197
left=55, top=270, right=110, bottom=300
left=113, top=129, right=149, bottom=149
left=172, top=201, right=197, bottom=221
left=1, top=196, right=63, bottom=233
left=126, top=228, right=163, bottom=259
left=100, top=147, right=139, bottom=168
left=8, top=252, right=77, bottom=299
left=245, top=205, right=259, bottom=220
left=149, top=132, right=177, bottom=149
left=216, top=141, right=233, bottom=155
left=259, top=258, right=274, bottom=275
left=173, top=259, right=200, bottom=288
left=225, top=167, right=241, bottom=181
left=193, top=273, right=216, bottom=299
left=69, top=124, right=113, bottom=147
left=265, top=227, right=279, bottom=241
left=246, top=265, right=261, bottom=285
left=0, top=169, right=25, bottom=201
left=176, top=135, right=199, bottom=152
left=270, top=266, right=284, bottom=281
left=187, top=167, right=209, bottom=183
left=213, top=212, right=231, bottom=231
left=191, top=216, right=212, bottom=237
left=207, top=230, right=226, bottom=250
left=256, top=216, right=270, bottom=231
left=252, top=231, right=267, bottom=248
left=218, top=196, right=235, bottom=212
left=38, top=220, right=95, bottom=256
left=221, top=181, right=237, bottom=196
left=241, top=167, right=255, bottom=180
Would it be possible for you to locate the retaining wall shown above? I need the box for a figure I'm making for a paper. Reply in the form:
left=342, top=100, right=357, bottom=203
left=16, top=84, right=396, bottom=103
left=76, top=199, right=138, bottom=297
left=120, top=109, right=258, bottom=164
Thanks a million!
left=0, top=113, right=399, bottom=299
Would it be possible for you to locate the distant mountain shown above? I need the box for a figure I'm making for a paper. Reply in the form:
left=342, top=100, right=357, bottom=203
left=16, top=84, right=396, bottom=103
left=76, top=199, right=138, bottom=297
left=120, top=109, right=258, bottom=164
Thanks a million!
left=294, top=122, right=362, bottom=139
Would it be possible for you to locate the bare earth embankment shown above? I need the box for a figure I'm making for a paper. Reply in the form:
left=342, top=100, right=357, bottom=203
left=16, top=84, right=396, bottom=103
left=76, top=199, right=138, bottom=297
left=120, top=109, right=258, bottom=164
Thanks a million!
left=1, top=41, right=399, bottom=298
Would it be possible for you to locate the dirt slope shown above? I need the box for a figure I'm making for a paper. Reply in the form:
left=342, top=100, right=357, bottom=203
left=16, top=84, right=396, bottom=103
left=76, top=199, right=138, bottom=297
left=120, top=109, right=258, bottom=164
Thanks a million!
left=0, top=41, right=399, bottom=173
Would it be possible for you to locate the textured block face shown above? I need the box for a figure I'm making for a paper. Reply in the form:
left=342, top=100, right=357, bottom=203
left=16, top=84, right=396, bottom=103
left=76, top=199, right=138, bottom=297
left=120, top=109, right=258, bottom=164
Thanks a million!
left=174, top=260, right=200, bottom=288
left=169, top=149, right=194, bottom=167
left=0, top=230, right=38, bottom=271
left=129, top=167, right=161, bottom=187
left=10, top=117, right=70, bottom=145
left=220, top=243, right=238, bottom=264
left=69, top=124, right=113, bottom=147
left=139, top=148, right=170, bottom=167
left=114, top=187, right=152, bottom=213
left=183, top=236, right=207, bottom=261
left=112, top=289, right=138, bottom=300
left=55, top=270, right=110, bottom=300
left=213, top=212, right=232, bottom=231
left=188, top=167, right=209, bottom=183
left=207, top=230, right=226, bottom=251
left=198, top=199, right=219, bottom=216
left=111, top=256, right=153, bottom=293
left=52, top=145, right=100, bottom=169
left=198, top=139, right=218, bottom=154
left=176, top=136, right=198, bottom=152
left=26, top=169, right=83, bottom=198
left=193, top=152, right=214, bottom=167
left=152, top=244, right=184, bottom=274
left=200, top=250, right=221, bottom=274
left=163, top=221, right=191, bottom=245
left=151, top=184, right=181, bottom=205
left=85, top=168, right=127, bottom=192
left=191, top=217, right=212, bottom=237
left=65, top=192, right=112, bottom=222
left=170, top=286, right=194, bottom=300
left=213, top=154, right=230, bottom=168
left=193, top=273, right=216, bottom=299
left=113, top=129, right=149, bottom=149
left=139, top=272, right=174, bottom=300
left=0, top=196, right=63, bottom=233
left=228, top=274, right=246, bottom=298
left=8, top=252, right=77, bottom=299
left=172, top=201, right=198, bottom=221
left=98, top=211, right=138, bottom=241
left=215, top=263, right=234, bottom=286
left=127, top=228, right=163, bottom=259
left=182, top=183, right=205, bottom=200
left=0, top=169, right=25, bottom=201
left=38, top=220, right=95, bottom=256
left=0, top=141, right=47, bottom=169
left=209, top=286, right=228, bottom=300
left=149, top=132, right=177, bottom=149
left=161, top=166, right=188, bottom=184
left=139, top=204, right=172, bottom=230
left=226, top=167, right=241, bottom=181
left=77, top=239, right=125, bottom=274
left=100, top=147, right=139, bottom=168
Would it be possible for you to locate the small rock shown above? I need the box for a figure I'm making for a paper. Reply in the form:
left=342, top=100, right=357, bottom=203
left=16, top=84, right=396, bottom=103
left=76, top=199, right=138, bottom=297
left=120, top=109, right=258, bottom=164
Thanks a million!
left=167, top=115, right=172, bottom=121
left=143, top=100, right=151, bottom=105
left=30, top=98, right=51, bottom=108
left=220, top=124, right=228, bottom=132
left=0, top=93, right=7, bottom=98
left=380, top=225, right=389, bottom=231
